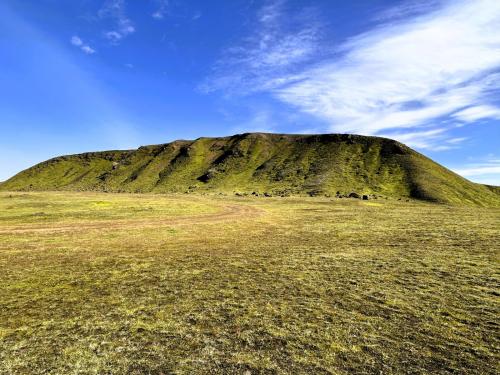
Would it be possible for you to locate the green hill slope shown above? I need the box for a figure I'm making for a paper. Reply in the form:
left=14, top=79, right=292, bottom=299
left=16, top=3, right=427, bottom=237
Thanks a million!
left=1, top=133, right=499, bottom=206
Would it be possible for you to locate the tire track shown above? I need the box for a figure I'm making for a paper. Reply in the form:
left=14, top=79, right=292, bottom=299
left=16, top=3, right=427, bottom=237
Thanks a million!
left=0, top=203, right=264, bottom=234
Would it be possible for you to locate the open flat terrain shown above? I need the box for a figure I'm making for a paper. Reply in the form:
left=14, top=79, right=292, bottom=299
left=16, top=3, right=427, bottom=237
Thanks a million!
left=0, top=192, right=499, bottom=374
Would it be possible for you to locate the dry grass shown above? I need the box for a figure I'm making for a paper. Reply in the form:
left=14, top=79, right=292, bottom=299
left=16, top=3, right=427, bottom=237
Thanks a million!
left=0, top=192, right=499, bottom=374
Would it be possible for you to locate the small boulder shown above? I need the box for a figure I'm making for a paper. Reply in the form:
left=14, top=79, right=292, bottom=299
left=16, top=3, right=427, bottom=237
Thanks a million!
left=362, top=195, right=369, bottom=200
left=348, top=192, right=361, bottom=199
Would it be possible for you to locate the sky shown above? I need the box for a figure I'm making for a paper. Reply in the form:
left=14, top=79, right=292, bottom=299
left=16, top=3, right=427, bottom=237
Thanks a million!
left=0, top=0, right=499, bottom=184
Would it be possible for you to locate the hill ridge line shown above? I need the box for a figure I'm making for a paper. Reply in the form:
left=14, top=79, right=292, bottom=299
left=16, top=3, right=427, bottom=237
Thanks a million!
left=1, top=132, right=499, bottom=206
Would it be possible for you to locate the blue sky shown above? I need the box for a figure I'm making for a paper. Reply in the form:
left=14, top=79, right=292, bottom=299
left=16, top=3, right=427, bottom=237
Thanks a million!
left=1, top=0, right=499, bottom=184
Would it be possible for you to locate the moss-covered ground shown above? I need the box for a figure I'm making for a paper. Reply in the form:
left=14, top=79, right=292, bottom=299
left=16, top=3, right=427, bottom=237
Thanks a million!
left=0, top=192, right=498, bottom=374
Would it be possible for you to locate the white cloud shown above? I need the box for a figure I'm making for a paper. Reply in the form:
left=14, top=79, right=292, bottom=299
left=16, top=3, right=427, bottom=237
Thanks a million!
left=452, top=157, right=500, bottom=185
left=99, top=0, right=135, bottom=44
left=452, top=105, right=500, bottom=122
left=446, top=137, right=467, bottom=144
left=276, top=0, right=500, bottom=136
left=378, top=128, right=468, bottom=151
left=203, top=0, right=500, bottom=150
left=379, top=128, right=448, bottom=150
left=70, top=35, right=96, bottom=54
left=71, top=36, right=83, bottom=46
left=152, top=11, right=163, bottom=19
left=200, top=0, right=321, bottom=94
left=104, top=30, right=122, bottom=43
left=152, top=0, right=168, bottom=19
left=457, top=165, right=500, bottom=176
left=81, top=45, right=96, bottom=54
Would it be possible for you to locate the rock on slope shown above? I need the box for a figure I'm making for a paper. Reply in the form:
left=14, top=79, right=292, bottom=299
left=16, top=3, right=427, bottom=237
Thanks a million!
left=1, top=133, right=499, bottom=206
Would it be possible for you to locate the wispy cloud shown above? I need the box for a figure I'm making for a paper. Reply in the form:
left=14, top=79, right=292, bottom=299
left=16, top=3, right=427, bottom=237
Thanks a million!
left=152, top=0, right=169, bottom=20
left=380, top=128, right=446, bottom=150
left=373, top=0, right=439, bottom=21
left=200, top=0, right=322, bottom=94
left=452, top=157, right=500, bottom=185
left=276, top=0, right=500, bottom=136
left=378, top=128, right=468, bottom=151
left=452, top=105, right=500, bottom=122
left=70, top=35, right=96, bottom=54
left=203, top=0, right=500, bottom=150
left=71, top=36, right=83, bottom=46
left=99, top=0, right=135, bottom=44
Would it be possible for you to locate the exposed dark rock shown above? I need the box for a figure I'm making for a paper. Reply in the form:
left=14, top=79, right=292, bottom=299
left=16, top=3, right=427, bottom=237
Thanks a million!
left=198, top=169, right=218, bottom=183
left=308, top=189, right=323, bottom=197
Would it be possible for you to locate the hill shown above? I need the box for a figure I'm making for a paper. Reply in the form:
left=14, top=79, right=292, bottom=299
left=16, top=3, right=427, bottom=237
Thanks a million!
left=1, top=133, right=499, bottom=206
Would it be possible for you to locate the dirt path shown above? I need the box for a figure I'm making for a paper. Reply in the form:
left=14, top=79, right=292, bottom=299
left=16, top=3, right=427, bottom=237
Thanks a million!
left=0, top=203, right=264, bottom=234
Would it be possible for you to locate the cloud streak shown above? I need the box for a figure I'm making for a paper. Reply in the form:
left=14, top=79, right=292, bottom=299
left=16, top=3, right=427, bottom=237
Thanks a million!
left=452, top=105, right=500, bottom=123
left=204, top=0, right=500, bottom=150
left=276, top=0, right=500, bottom=136
left=373, top=0, right=439, bottom=22
left=452, top=157, right=500, bottom=185
left=200, top=0, right=322, bottom=94
left=152, top=0, right=169, bottom=20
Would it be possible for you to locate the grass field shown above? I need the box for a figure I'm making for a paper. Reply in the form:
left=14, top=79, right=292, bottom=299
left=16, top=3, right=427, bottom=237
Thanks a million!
left=0, top=192, right=498, bottom=374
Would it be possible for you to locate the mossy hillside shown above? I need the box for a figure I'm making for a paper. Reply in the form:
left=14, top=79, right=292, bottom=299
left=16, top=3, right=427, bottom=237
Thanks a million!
left=2, top=133, right=499, bottom=206
left=404, top=152, right=500, bottom=206
left=1, top=151, right=132, bottom=191
left=485, top=184, right=500, bottom=196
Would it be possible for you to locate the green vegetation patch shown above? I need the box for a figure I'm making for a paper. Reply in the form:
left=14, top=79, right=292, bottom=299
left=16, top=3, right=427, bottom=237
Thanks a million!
left=2, top=133, right=499, bottom=206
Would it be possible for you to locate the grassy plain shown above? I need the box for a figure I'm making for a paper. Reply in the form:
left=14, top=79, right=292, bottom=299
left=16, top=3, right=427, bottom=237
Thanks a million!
left=0, top=191, right=498, bottom=374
